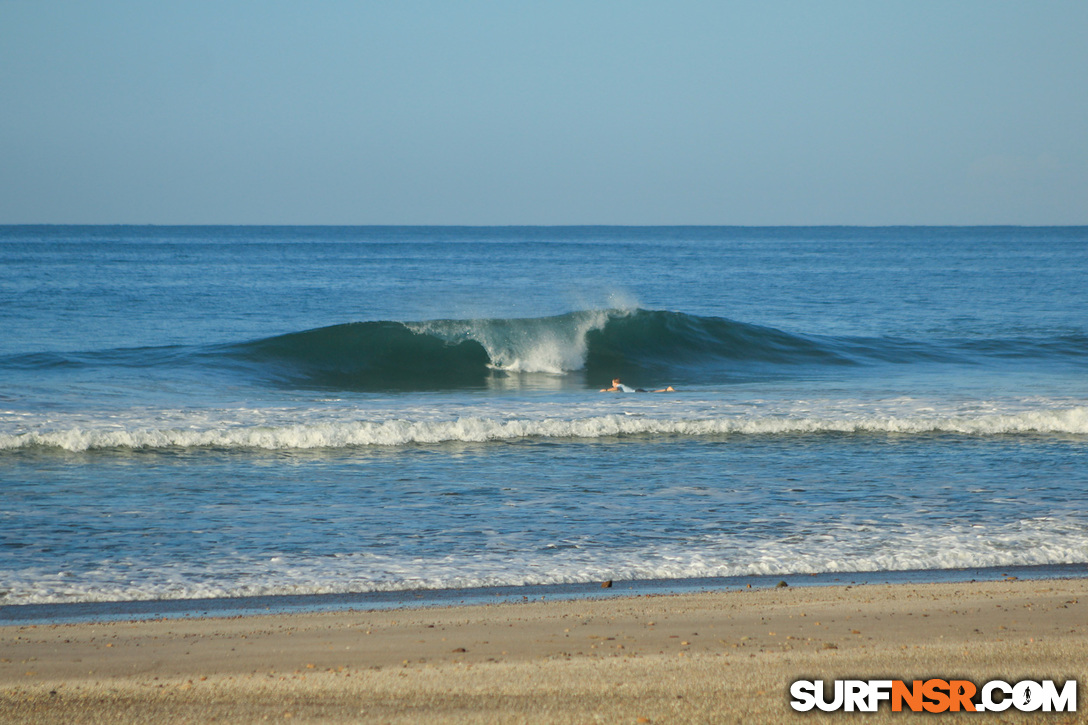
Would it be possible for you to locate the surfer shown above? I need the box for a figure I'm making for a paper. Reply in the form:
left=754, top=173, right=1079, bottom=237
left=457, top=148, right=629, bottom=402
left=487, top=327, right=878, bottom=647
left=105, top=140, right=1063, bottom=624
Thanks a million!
left=600, top=378, right=675, bottom=393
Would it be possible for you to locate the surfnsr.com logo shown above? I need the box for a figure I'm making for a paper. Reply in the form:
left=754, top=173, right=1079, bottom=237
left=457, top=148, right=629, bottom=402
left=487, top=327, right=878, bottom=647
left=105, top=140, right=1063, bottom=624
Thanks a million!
left=790, top=679, right=1077, bottom=713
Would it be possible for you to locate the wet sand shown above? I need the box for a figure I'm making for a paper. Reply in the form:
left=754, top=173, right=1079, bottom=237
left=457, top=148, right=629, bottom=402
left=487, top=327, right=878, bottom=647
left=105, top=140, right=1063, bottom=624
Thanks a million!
left=2, top=579, right=1086, bottom=723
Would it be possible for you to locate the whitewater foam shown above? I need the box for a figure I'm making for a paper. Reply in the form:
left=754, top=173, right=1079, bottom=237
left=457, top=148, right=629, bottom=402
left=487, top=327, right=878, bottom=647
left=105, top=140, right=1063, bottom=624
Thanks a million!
left=408, top=309, right=618, bottom=374
left=3, top=407, right=1086, bottom=452
left=3, top=517, right=1086, bottom=605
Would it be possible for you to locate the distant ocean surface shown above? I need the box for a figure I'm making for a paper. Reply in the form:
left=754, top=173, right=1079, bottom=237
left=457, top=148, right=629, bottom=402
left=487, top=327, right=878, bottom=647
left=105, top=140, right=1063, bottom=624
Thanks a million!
left=2, top=226, right=1087, bottom=607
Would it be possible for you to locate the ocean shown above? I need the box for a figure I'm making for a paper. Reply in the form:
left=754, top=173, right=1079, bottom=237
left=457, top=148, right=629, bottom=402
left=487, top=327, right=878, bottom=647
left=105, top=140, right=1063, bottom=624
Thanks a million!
left=2, top=226, right=1087, bottom=615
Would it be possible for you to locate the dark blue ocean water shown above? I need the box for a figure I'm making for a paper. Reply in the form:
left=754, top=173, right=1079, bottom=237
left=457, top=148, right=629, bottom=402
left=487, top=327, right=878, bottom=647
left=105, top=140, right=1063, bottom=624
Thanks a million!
left=2, top=226, right=1087, bottom=605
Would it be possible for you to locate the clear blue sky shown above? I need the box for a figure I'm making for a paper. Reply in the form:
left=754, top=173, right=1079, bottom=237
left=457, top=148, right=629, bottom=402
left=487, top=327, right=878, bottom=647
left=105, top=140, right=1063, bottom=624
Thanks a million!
left=2, top=1, right=1086, bottom=225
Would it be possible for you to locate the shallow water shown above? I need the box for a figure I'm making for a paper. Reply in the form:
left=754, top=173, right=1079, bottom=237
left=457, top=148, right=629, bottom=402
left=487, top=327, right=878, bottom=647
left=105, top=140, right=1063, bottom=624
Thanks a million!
left=2, top=226, right=1087, bottom=605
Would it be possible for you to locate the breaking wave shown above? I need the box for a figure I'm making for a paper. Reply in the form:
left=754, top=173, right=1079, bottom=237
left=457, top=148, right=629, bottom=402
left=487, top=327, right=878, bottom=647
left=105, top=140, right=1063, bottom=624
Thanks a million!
left=4, top=517, right=1086, bottom=605
left=222, top=309, right=851, bottom=389
left=3, top=308, right=1086, bottom=392
left=4, top=408, right=1086, bottom=452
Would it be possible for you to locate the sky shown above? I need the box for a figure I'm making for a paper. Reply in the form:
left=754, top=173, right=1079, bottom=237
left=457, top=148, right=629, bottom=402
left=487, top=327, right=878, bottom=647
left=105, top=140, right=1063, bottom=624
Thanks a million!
left=1, top=1, right=1086, bottom=225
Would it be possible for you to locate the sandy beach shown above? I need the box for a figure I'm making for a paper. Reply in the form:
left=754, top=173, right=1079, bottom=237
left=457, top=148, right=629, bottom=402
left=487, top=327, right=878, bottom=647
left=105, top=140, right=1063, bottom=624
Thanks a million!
left=2, top=578, right=1085, bottom=723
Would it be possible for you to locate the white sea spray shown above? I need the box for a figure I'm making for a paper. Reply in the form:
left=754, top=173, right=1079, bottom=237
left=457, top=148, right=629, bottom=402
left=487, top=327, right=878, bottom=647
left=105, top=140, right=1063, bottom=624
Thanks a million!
left=3, top=406, right=1086, bottom=452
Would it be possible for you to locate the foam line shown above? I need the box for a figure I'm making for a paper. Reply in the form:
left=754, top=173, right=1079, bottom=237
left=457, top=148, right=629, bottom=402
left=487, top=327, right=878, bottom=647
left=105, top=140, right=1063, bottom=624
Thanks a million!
left=4, top=517, right=1086, bottom=604
left=4, top=408, right=1086, bottom=452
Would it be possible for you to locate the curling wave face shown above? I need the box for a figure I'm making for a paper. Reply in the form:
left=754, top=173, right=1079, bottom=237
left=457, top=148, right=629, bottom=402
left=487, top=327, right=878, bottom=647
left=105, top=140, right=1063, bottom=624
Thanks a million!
left=7, top=308, right=1083, bottom=393
left=224, top=308, right=850, bottom=390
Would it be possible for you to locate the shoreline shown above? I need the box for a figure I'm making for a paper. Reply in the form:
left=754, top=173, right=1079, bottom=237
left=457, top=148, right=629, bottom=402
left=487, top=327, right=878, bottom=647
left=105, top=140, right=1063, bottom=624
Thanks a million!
left=3, top=563, right=1087, bottom=626
left=3, top=578, right=1087, bottom=722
